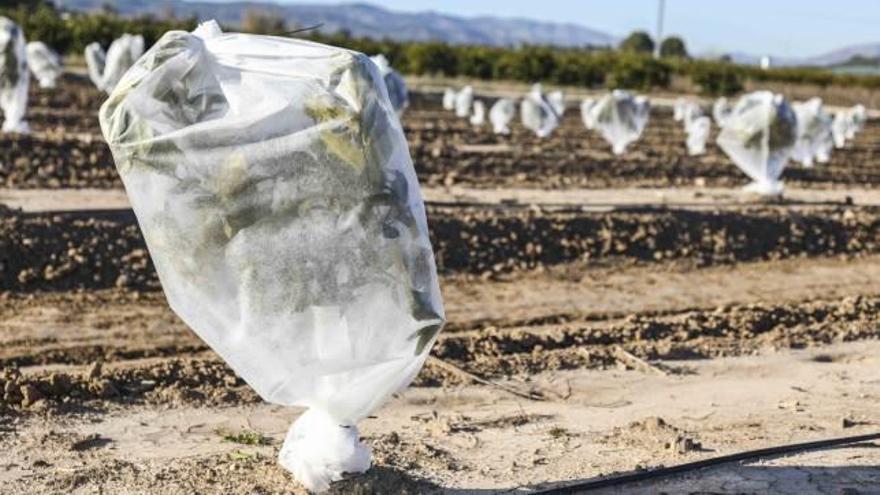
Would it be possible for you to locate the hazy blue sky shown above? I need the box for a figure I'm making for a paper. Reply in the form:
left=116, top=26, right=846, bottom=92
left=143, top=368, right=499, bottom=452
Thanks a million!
left=259, top=0, right=880, bottom=57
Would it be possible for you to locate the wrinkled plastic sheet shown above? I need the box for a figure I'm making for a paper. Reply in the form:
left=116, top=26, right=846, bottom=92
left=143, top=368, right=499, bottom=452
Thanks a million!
left=85, top=42, right=106, bottom=90
left=589, top=90, right=650, bottom=155
left=455, top=85, right=473, bottom=118
left=521, top=84, right=559, bottom=138
left=791, top=97, right=832, bottom=167
left=370, top=54, right=408, bottom=116
left=26, top=41, right=62, bottom=89
left=686, top=116, right=711, bottom=156
left=489, top=98, right=515, bottom=134
left=713, top=97, right=733, bottom=128
left=470, top=99, right=486, bottom=126
left=98, top=33, right=144, bottom=93
left=100, top=21, right=444, bottom=492
left=717, top=91, right=797, bottom=195
left=0, top=17, right=28, bottom=133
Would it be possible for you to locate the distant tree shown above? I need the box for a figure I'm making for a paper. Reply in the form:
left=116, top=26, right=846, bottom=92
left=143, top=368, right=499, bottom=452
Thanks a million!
left=619, top=31, right=655, bottom=54
left=241, top=9, right=286, bottom=35
left=659, top=36, right=688, bottom=58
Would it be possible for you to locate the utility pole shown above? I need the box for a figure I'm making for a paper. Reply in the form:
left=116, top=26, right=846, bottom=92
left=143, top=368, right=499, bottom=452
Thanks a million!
left=655, top=0, right=666, bottom=59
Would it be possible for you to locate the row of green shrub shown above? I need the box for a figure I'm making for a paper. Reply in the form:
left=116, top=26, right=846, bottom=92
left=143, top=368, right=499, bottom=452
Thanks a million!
left=4, top=5, right=880, bottom=96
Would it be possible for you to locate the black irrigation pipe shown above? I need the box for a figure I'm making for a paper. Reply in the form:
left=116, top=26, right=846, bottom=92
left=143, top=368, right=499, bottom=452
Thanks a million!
left=532, top=431, right=880, bottom=494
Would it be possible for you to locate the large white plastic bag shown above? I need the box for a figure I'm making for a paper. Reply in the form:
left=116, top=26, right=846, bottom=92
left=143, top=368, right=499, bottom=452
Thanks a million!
left=470, top=99, right=485, bottom=127
left=99, top=21, right=445, bottom=492
left=84, top=42, right=106, bottom=90
left=489, top=98, right=515, bottom=134
left=590, top=90, right=650, bottom=155
left=370, top=54, right=408, bottom=116
left=521, top=83, right=559, bottom=138
left=101, top=33, right=144, bottom=94
left=26, top=41, right=62, bottom=89
left=455, top=85, right=473, bottom=118
left=717, top=91, right=797, bottom=195
left=0, top=17, right=28, bottom=134
left=791, top=97, right=832, bottom=167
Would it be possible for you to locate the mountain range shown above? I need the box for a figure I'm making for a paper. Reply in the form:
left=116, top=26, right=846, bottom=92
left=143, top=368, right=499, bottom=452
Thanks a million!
left=61, top=0, right=880, bottom=67
left=61, top=0, right=617, bottom=48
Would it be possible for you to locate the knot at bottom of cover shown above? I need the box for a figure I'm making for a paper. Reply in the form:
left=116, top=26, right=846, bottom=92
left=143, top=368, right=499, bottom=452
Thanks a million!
left=279, top=407, right=372, bottom=493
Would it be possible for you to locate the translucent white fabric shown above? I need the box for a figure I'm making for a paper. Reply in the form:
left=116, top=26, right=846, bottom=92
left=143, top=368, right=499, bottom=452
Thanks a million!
left=455, top=85, right=473, bottom=118
left=685, top=116, right=711, bottom=156
left=580, top=98, right=597, bottom=130
left=791, top=97, right=832, bottom=168
left=520, top=83, right=559, bottom=138
left=0, top=17, right=28, bottom=133
left=548, top=90, right=565, bottom=117
left=489, top=98, right=515, bottom=134
left=713, top=97, right=733, bottom=128
left=84, top=42, right=106, bottom=90
left=673, top=97, right=691, bottom=122
left=26, top=41, right=62, bottom=89
left=370, top=54, right=408, bottom=116
left=100, top=21, right=444, bottom=493
left=589, top=90, right=650, bottom=155
left=846, top=104, right=867, bottom=140
left=717, top=91, right=797, bottom=195
left=470, top=99, right=485, bottom=127
left=832, top=111, right=849, bottom=148
left=681, top=102, right=704, bottom=133
left=442, top=88, right=456, bottom=111
left=101, top=33, right=144, bottom=94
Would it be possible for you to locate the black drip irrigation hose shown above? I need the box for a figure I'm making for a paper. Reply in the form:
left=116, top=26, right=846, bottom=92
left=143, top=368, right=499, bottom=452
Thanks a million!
left=532, top=431, right=880, bottom=494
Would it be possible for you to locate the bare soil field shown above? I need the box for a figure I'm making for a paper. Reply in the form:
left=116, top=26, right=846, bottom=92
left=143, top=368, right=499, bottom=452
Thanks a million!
left=1, top=75, right=879, bottom=493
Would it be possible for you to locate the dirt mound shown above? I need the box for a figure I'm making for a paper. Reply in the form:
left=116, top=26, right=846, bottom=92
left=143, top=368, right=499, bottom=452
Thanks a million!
left=0, top=134, right=117, bottom=189
left=3, top=206, right=879, bottom=291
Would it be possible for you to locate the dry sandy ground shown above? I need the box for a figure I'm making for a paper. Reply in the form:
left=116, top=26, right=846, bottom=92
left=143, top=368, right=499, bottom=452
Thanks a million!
left=2, top=340, right=878, bottom=494
left=1, top=249, right=879, bottom=493
left=5, top=185, right=880, bottom=213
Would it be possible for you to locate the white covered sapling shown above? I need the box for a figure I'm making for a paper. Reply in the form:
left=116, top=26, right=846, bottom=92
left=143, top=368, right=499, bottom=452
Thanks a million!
left=716, top=91, right=797, bottom=195
left=101, top=33, right=144, bottom=93
left=455, top=85, right=474, bottom=118
left=489, top=98, right=515, bottom=135
left=686, top=116, right=711, bottom=156
left=589, top=90, right=650, bottom=155
left=26, top=41, right=62, bottom=89
left=442, top=88, right=456, bottom=111
left=713, top=97, right=733, bottom=128
left=791, top=97, right=832, bottom=168
left=548, top=90, right=565, bottom=117
left=84, top=42, right=106, bottom=90
left=580, top=98, right=597, bottom=130
left=470, top=99, right=486, bottom=127
left=370, top=54, right=408, bottom=116
left=99, top=21, right=445, bottom=493
left=0, top=16, right=28, bottom=133
left=520, top=83, right=559, bottom=138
